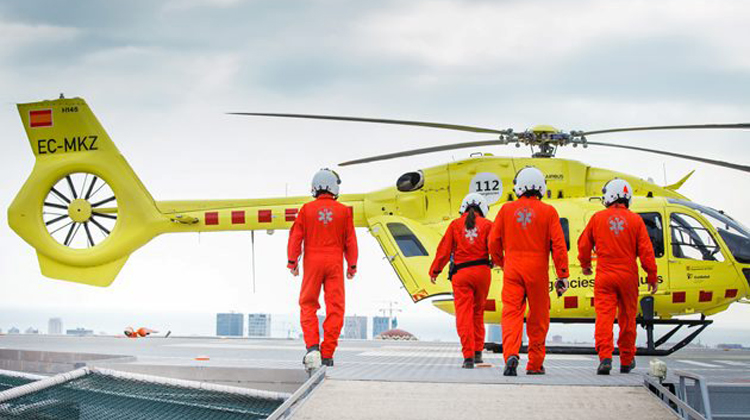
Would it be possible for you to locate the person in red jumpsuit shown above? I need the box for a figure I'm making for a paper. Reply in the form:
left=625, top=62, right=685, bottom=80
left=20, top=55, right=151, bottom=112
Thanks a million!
left=429, top=193, right=494, bottom=369
left=489, top=166, right=569, bottom=376
left=578, top=178, right=658, bottom=374
left=288, top=168, right=358, bottom=369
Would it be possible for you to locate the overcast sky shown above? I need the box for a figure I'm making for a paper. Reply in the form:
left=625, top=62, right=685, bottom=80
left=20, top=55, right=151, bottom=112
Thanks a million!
left=1, top=0, right=749, bottom=342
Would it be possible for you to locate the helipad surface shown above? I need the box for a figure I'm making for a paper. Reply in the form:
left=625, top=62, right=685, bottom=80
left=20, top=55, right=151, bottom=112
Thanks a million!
left=1, top=335, right=748, bottom=386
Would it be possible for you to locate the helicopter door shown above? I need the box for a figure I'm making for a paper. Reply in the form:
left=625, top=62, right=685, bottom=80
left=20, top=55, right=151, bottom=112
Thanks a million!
left=367, top=215, right=452, bottom=302
left=667, top=208, right=734, bottom=310
left=637, top=211, right=669, bottom=291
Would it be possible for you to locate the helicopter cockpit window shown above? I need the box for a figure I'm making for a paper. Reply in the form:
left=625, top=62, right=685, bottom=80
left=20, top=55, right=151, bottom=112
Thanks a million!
left=396, top=171, right=425, bottom=192
left=670, top=213, right=725, bottom=262
left=668, top=199, right=750, bottom=264
left=638, top=213, right=664, bottom=258
left=387, top=222, right=429, bottom=257
left=559, top=218, right=570, bottom=250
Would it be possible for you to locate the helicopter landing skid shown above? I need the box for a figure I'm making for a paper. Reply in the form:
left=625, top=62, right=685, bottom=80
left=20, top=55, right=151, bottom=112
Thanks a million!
left=484, top=317, right=713, bottom=356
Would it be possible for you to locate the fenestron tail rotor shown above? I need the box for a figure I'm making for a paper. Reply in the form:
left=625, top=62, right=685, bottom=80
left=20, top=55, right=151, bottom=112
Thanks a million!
left=43, top=172, right=118, bottom=249
left=232, top=112, right=750, bottom=172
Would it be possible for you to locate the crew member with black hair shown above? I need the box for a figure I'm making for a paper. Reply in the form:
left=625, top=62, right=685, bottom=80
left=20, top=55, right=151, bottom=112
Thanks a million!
left=429, top=193, right=494, bottom=368
left=578, top=178, right=658, bottom=375
left=288, top=168, right=358, bottom=370
left=490, top=167, right=569, bottom=376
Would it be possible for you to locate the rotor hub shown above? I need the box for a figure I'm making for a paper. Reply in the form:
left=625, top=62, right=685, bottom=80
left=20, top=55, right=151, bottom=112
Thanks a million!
left=68, top=198, right=92, bottom=223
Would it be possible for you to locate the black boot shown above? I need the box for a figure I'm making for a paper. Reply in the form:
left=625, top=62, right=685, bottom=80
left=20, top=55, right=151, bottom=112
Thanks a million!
left=526, top=366, right=545, bottom=375
left=322, top=358, right=334, bottom=367
left=620, top=359, right=636, bottom=373
left=462, top=358, right=475, bottom=369
left=474, top=351, right=484, bottom=364
left=503, top=355, right=519, bottom=376
left=597, top=358, right=612, bottom=375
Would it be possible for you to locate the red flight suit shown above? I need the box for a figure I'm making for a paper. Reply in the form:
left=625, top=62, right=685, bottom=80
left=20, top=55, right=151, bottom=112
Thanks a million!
left=578, top=204, right=657, bottom=365
left=489, top=196, right=569, bottom=371
left=288, top=194, right=358, bottom=359
left=429, top=213, right=493, bottom=359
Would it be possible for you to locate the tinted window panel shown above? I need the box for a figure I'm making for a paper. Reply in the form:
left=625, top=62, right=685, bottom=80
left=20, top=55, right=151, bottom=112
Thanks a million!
left=387, top=223, right=429, bottom=257
left=559, top=218, right=570, bottom=251
left=639, top=212, right=665, bottom=258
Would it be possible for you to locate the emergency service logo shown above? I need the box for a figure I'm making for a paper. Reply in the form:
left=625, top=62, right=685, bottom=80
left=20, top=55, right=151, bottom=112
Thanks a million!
left=318, top=208, right=333, bottom=225
left=464, top=227, right=478, bottom=243
left=515, top=208, right=534, bottom=229
left=608, top=216, right=626, bottom=235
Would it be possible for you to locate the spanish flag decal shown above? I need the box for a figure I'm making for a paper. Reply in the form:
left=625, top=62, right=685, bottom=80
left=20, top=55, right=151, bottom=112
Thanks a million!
left=29, top=109, right=53, bottom=128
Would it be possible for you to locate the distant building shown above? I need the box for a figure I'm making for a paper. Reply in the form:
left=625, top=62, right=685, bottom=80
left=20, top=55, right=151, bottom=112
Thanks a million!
left=25, top=327, right=39, bottom=334
left=487, top=325, right=502, bottom=342
left=48, top=318, right=63, bottom=335
left=343, top=316, right=367, bottom=339
left=247, top=313, right=271, bottom=337
left=373, top=317, right=390, bottom=338
left=66, top=328, right=93, bottom=336
left=717, top=343, right=743, bottom=350
left=8, top=327, right=20, bottom=334
left=391, top=317, right=398, bottom=329
left=216, top=313, right=244, bottom=337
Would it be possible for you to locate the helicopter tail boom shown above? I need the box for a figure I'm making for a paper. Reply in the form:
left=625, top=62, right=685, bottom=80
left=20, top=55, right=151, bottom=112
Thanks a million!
left=9, top=97, right=368, bottom=287
left=9, top=97, right=163, bottom=286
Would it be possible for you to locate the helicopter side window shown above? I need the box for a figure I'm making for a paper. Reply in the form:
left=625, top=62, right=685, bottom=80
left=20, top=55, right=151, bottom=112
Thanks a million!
left=638, top=212, right=664, bottom=258
left=670, top=213, right=725, bottom=262
left=559, top=218, right=570, bottom=251
left=387, top=223, right=429, bottom=257
left=667, top=198, right=750, bottom=264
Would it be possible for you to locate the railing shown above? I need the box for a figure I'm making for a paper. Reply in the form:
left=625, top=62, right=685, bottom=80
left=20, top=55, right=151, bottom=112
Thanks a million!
left=644, top=370, right=713, bottom=420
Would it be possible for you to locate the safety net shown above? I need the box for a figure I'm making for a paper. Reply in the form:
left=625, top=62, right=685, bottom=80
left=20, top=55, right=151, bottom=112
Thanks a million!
left=0, top=371, right=40, bottom=392
left=0, top=367, right=288, bottom=420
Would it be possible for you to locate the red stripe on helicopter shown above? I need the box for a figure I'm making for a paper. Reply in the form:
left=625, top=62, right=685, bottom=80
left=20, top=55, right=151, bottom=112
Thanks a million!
left=699, top=290, right=713, bottom=302
left=205, top=212, right=219, bottom=225
left=725, top=289, right=738, bottom=298
left=231, top=211, right=245, bottom=225
left=564, top=296, right=578, bottom=309
left=484, top=299, right=496, bottom=312
left=29, top=109, right=52, bottom=127
left=285, top=208, right=298, bottom=222
left=258, top=210, right=272, bottom=223
left=672, top=291, right=686, bottom=303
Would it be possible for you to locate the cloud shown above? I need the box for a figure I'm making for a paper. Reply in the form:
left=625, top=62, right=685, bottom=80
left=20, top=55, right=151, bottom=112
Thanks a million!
left=0, top=21, right=80, bottom=58
left=355, top=0, right=750, bottom=70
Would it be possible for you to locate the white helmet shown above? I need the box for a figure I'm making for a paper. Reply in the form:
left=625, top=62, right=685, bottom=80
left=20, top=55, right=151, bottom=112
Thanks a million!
left=459, top=192, right=489, bottom=217
left=513, top=166, right=547, bottom=198
left=311, top=168, right=341, bottom=197
left=602, top=178, right=632, bottom=207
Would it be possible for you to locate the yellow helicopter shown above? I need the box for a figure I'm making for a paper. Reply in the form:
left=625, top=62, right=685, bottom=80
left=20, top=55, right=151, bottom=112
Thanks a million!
left=8, top=97, right=750, bottom=355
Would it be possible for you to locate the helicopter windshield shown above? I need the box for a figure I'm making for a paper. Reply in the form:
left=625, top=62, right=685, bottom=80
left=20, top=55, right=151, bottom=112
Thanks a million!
left=668, top=199, right=750, bottom=264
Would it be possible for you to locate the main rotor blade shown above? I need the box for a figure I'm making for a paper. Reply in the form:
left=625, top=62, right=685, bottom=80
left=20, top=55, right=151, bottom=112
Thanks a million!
left=339, top=139, right=505, bottom=166
left=584, top=123, right=750, bottom=136
left=229, top=112, right=507, bottom=135
left=585, top=141, right=750, bottom=173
